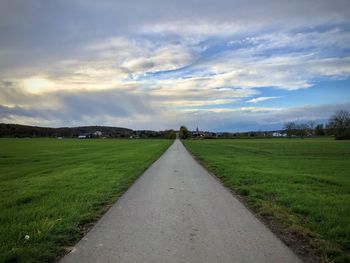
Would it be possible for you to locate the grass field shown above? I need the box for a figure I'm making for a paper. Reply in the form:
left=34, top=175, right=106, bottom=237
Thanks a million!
left=183, top=138, right=350, bottom=262
left=0, top=138, right=172, bottom=263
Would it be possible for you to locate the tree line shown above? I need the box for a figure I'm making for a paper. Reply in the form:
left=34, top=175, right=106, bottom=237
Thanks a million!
left=283, top=110, right=350, bottom=140
left=178, top=110, right=350, bottom=140
left=0, top=124, right=178, bottom=139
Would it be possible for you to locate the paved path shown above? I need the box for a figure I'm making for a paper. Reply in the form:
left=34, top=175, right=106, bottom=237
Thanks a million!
left=61, top=139, right=301, bottom=263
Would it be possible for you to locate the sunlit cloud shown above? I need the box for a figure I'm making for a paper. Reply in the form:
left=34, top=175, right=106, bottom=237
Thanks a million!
left=21, top=77, right=57, bottom=94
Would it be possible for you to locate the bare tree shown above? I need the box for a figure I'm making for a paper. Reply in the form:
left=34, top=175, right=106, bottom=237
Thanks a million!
left=315, top=124, right=325, bottom=136
left=306, top=120, right=316, bottom=136
left=283, top=121, right=296, bottom=138
left=328, top=110, right=350, bottom=139
left=296, top=123, right=308, bottom=138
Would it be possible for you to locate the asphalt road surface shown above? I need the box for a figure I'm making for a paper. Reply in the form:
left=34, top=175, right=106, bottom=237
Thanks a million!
left=61, top=139, right=301, bottom=263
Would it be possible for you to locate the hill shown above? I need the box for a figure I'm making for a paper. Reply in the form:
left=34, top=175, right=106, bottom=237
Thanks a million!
left=0, top=123, right=133, bottom=138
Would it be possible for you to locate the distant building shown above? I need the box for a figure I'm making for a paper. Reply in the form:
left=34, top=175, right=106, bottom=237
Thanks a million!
left=192, top=126, right=203, bottom=138
left=191, top=126, right=216, bottom=138
left=272, top=132, right=286, bottom=137
left=78, top=135, right=87, bottom=139
left=93, top=131, right=102, bottom=137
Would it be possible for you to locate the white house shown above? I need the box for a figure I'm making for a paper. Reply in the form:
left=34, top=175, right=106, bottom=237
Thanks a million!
left=272, top=132, right=283, bottom=137
left=94, top=131, right=103, bottom=137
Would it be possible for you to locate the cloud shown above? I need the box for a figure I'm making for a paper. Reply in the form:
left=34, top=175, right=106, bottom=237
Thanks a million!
left=0, top=82, right=158, bottom=127
left=0, top=0, right=350, bottom=130
left=86, top=37, right=197, bottom=76
left=247, top=96, right=282, bottom=103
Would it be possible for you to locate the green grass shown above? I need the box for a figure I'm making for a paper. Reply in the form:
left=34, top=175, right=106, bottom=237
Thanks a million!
left=183, top=138, right=350, bottom=262
left=0, top=138, right=172, bottom=263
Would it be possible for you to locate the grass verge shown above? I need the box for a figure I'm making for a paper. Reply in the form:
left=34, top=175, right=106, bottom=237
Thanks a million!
left=0, top=138, right=172, bottom=263
left=183, top=138, right=350, bottom=263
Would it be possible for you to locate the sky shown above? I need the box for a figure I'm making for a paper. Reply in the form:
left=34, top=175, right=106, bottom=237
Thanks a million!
left=0, top=0, right=350, bottom=132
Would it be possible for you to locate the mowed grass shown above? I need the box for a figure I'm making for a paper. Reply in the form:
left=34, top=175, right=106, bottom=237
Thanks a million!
left=184, top=138, right=350, bottom=262
left=0, top=138, right=172, bottom=263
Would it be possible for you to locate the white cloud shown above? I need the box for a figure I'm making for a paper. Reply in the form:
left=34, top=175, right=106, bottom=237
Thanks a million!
left=86, top=36, right=197, bottom=77
left=239, top=107, right=283, bottom=112
left=247, top=96, right=282, bottom=103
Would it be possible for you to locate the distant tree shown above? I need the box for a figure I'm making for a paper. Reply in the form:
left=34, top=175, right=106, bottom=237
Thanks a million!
left=314, top=124, right=325, bottom=136
left=296, top=123, right=308, bottom=138
left=163, top=130, right=176, bottom=139
left=179, top=126, right=189, bottom=139
left=283, top=121, right=296, bottom=138
left=327, top=110, right=350, bottom=140
left=306, top=120, right=316, bottom=136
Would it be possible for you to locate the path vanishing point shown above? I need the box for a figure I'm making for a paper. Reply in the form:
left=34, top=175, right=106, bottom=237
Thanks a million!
left=61, top=139, right=302, bottom=263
